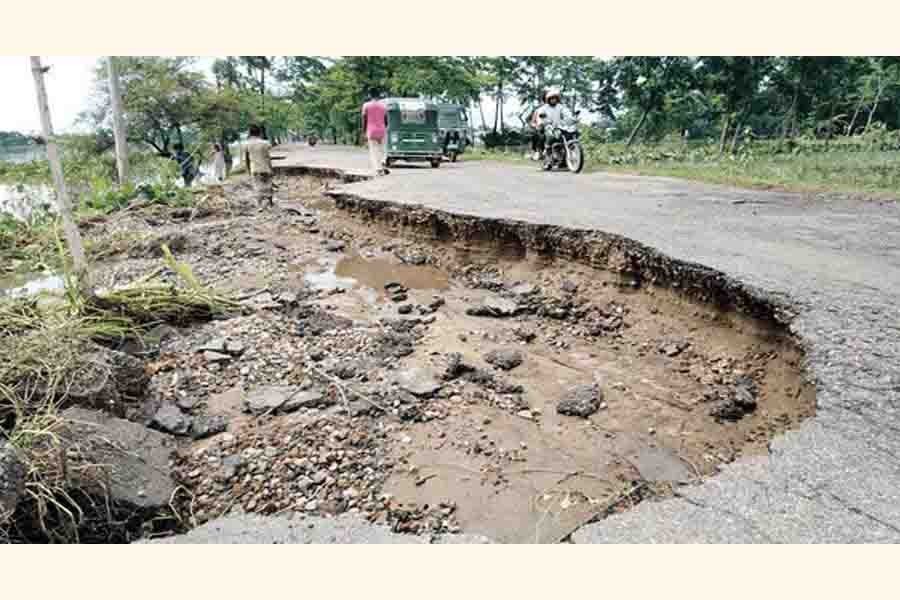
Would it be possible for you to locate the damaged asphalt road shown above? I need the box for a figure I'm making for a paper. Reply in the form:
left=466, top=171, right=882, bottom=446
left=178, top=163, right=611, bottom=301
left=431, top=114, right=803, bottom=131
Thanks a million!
left=267, top=145, right=900, bottom=543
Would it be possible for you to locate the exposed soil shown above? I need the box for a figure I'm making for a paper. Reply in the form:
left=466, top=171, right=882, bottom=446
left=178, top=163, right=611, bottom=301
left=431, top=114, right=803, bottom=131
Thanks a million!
left=73, top=174, right=814, bottom=543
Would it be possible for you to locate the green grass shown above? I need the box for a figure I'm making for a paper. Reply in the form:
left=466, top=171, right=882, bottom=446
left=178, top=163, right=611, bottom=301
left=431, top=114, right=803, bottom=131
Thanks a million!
left=466, top=140, right=900, bottom=200
left=0, top=246, right=239, bottom=542
left=590, top=148, right=900, bottom=199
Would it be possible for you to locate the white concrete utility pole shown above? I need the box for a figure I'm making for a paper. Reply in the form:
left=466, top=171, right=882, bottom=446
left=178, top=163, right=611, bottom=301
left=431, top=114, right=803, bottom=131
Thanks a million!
left=107, top=56, right=129, bottom=184
left=29, top=56, right=89, bottom=285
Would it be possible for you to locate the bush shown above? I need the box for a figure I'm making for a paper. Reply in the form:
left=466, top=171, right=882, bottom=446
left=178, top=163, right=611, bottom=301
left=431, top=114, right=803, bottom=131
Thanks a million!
left=482, top=129, right=529, bottom=149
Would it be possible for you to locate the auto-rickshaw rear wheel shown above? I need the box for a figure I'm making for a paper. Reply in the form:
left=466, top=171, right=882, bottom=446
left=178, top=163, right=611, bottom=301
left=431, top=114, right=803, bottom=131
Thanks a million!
left=430, top=159, right=441, bottom=168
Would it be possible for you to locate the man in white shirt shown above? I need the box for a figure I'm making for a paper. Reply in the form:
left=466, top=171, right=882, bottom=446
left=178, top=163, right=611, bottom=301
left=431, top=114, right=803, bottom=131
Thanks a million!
left=531, top=87, right=573, bottom=162
left=242, top=124, right=273, bottom=209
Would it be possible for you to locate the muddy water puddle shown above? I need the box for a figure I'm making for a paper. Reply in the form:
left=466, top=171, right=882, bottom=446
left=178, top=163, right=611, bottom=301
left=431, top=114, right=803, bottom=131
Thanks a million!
left=301, top=253, right=450, bottom=309
left=335, top=255, right=449, bottom=293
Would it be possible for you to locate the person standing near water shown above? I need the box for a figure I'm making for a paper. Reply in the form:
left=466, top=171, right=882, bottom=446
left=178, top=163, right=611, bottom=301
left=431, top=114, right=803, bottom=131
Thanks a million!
left=212, top=142, right=226, bottom=182
left=241, top=124, right=273, bottom=209
left=172, top=143, right=195, bottom=187
left=361, top=89, right=389, bottom=176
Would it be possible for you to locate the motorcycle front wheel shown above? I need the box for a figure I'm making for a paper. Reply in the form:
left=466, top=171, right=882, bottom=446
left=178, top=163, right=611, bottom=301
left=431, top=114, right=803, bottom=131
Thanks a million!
left=566, top=142, right=584, bottom=173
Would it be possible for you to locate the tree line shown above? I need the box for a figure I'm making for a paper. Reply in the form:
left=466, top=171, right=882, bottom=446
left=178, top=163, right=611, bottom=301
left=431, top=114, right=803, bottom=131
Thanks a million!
left=79, top=56, right=900, bottom=156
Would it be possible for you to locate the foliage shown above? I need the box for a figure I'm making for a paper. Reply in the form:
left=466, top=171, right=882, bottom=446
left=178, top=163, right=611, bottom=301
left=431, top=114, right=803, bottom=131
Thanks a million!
left=0, top=244, right=237, bottom=542
left=481, top=129, right=529, bottom=149
left=580, top=133, right=900, bottom=197
left=84, top=57, right=208, bottom=157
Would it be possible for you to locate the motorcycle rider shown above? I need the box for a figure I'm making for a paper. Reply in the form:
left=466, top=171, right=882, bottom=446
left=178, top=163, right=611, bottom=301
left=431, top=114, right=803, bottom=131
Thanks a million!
left=531, top=87, right=573, bottom=163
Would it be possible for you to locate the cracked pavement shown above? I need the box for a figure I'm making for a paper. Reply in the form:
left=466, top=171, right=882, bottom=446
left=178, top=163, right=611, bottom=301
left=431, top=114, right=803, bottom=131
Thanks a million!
left=246, top=144, right=900, bottom=543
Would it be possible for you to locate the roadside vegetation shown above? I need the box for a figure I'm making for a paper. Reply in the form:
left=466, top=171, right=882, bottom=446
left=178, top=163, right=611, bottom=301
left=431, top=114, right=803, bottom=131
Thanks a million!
left=0, top=242, right=238, bottom=542
left=466, top=128, right=900, bottom=198
left=1, top=138, right=192, bottom=277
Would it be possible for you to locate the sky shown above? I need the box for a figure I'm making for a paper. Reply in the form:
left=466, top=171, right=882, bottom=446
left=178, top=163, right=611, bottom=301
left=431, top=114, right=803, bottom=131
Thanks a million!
left=0, top=55, right=536, bottom=135
left=0, top=56, right=220, bottom=134
left=1, top=56, right=100, bottom=133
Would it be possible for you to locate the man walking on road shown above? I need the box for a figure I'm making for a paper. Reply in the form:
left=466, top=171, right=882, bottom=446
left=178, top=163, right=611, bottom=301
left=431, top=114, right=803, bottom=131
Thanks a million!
left=242, top=124, right=273, bottom=209
left=362, top=89, right=389, bottom=176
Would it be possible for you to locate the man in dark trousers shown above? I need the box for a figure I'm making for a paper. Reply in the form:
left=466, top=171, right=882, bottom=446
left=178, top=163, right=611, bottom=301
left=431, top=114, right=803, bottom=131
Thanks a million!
left=172, top=143, right=195, bottom=187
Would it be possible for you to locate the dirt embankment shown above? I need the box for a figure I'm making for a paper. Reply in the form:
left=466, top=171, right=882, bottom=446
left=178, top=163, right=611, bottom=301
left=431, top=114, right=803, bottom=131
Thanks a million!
left=1, top=175, right=816, bottom=543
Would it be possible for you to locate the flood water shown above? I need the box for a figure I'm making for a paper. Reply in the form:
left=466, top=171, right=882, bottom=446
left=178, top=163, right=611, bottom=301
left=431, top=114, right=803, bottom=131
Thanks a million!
left=0, top=272, right=64, bottom=299
left=304, top=254, right=450, bottom=297
left=0, top=144, right=237, bottom=221
left=334, top=255, right=449, bottom=293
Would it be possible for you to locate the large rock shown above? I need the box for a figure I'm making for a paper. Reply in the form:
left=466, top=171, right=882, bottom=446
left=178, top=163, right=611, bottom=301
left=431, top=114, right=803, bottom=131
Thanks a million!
left=395, top=368, right=443, bottom=398
left=61, top=408, right=177, bottom=511
left=190, top=415, right=229, bottom=440
left=56, top=347, right=150, bottom=417
left=557, top=384, right=603, bottom=418
left=283, top=389, right=330, bottom=412
left=243, top=386, right=297, bottom=415
left=484, top=349, right=524, bottom=371
left=709, top=377, right=758, bottom=422
left=466, top=297, right=519, bottom=318
left=0, top=442, right=25, bottom=523
left=151, top=403, right=192, bottom=435
left=242, top=386, right=328, bottom=415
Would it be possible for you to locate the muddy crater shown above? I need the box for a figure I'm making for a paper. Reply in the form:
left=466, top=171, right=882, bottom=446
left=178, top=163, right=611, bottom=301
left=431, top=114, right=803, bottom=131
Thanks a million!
left=276, top=176, right=815, bottom=542
left=132, top=175, right=815, bottom=543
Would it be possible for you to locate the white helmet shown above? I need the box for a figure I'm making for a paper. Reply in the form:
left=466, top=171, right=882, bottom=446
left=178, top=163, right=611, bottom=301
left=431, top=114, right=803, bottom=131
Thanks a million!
left=545, top=87, right=561, bottom=101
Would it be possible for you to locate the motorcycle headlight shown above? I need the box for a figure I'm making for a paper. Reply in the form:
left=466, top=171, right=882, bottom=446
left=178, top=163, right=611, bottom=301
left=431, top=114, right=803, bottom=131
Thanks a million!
left=390, top=132, right=399, bottom=143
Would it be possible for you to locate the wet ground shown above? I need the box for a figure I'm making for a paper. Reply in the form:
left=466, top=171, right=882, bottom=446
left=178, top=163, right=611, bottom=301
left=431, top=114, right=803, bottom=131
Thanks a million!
left=71, top=175, right=813, bottom=543
left=297, top=235, right=811, bottom=542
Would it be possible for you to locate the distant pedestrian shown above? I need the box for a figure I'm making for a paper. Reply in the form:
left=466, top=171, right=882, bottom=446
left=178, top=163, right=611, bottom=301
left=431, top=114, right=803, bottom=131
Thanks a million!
left=362, top=88, right=389, bottom=176
left=172, top=143, right=195, bottom=187
left=212, top=142, right=226, bottom=182
left=241, top=124, right=273, bottom=209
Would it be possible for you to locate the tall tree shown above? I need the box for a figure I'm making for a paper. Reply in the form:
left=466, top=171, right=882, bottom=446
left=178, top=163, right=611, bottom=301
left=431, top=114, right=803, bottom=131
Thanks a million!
left=480, top=56, right=518, bottom=133
left=550, top=56, right=596, bottom=112
left=85, top=56, right=207, bottom=156
left=106, top=56, right=129, bottom=182
left=274, top=56, right=328, bottom=100
left=699, top=57, right=770, bottom=152
left=611, top=57, right=694, bottom=146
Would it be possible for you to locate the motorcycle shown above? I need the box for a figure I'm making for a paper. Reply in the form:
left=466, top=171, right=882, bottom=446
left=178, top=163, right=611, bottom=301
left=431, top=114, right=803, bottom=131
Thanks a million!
left=538, top=112, right=584, bottom=173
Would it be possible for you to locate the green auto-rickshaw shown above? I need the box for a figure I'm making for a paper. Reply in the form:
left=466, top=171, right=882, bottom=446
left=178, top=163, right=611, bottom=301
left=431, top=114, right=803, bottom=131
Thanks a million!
left=384, top=98, right=443, bottom=168
left=437, top=103, right=471, bottom=162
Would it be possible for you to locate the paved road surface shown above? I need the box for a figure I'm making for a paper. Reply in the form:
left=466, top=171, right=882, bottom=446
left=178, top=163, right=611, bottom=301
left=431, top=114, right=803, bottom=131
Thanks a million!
left=147, top=513, right=490, bottom=544
left=203, top=144, right=900, bottom=543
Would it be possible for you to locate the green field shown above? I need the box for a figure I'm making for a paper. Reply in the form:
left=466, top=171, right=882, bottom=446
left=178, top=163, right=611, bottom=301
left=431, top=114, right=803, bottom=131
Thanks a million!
left=465, top=140, right=900, bottom=200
